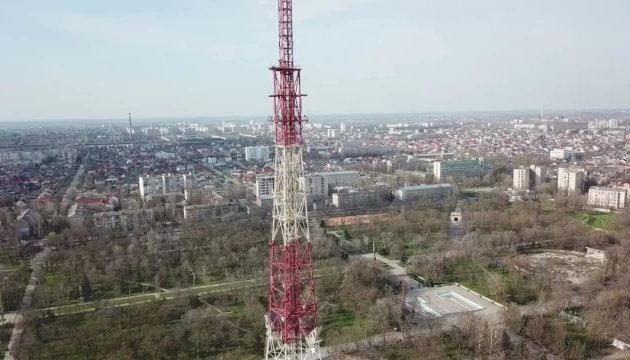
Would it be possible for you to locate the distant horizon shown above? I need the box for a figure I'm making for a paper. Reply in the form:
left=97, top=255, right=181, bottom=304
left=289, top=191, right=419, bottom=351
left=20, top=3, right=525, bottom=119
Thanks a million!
left=1, top=107, right=629, bottom=126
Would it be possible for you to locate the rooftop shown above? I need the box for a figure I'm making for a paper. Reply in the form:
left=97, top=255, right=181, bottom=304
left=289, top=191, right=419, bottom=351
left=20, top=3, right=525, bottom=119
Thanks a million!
left=398, top=183, right=453, bottom=191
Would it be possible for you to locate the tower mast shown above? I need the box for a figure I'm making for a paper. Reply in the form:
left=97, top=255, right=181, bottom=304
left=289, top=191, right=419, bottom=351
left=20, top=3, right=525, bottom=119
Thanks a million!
left=128, top=112, right=133, bottom=141
left=265, top=0, right=320, bottom=359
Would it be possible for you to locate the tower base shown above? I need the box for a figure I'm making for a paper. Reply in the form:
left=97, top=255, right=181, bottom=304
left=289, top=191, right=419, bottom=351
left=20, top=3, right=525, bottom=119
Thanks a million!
left=264, top=315, right=322, bottom=360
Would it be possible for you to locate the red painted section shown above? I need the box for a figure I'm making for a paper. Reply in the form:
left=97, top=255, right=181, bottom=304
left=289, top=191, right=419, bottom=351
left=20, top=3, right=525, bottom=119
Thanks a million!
left=269, top=0, right=307, bottom=147
left=267, top=0, right=317, bottom=344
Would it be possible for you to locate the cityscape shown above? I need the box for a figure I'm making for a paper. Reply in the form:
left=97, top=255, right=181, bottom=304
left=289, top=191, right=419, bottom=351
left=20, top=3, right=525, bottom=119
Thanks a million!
left=2, top=0, right=630, bottom=360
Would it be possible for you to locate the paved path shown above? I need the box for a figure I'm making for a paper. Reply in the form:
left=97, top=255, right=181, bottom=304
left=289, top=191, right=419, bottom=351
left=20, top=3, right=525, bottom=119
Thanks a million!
left=4, top=249, right=47, bottom=360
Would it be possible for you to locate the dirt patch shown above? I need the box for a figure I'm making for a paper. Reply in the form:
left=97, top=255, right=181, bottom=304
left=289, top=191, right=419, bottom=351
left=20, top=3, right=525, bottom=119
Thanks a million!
left=325, top=213, right=391, bottom=226
left=514, top=251, right=602, bottom=285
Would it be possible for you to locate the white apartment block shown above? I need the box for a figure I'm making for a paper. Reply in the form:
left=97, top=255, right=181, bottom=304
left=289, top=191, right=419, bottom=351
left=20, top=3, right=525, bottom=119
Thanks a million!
left=557, top=167, right=585, bottom=195
left=529, top=165, right=547, bottom=186
left=550, top=147, right=574, bottom=161
left=513, top=167, right=530, bottom=191
left=93, top=209, right=154, bottom=230
left=139, top=174, right=205, bottom=200
left=305, top=171, right=360, bottom=198
left=255, top=174, right=275, bottom=198
left=183, top=203, right=238, bottom=222
left=245, top=146, right=270, bottom=162
left=588, top=187, right=626, bottom=210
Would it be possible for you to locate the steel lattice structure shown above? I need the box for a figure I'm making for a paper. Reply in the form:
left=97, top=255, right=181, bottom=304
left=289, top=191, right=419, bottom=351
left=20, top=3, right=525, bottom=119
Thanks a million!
left=264, top=0, right=321, bottom=359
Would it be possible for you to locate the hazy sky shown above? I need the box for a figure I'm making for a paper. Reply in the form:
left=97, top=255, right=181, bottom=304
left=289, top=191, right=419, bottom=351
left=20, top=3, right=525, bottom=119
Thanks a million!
left=1, top=0, right=629, bottom=121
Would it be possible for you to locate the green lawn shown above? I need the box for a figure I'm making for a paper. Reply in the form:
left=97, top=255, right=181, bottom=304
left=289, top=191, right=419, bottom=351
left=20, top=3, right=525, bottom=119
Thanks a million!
left=319, top=309, right=367, bottom=346
left=572, top=211, right=617, bottom=231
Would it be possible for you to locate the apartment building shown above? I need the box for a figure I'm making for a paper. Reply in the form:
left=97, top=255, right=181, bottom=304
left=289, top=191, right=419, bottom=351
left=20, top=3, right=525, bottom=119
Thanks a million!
left=183, top=203, right=238, bottom=222
left=67, top=203, right=87, bottom=228
left=93, top=209, right=154, bottom=230
left=332, top=189, right=382, bottom=209
left=588, top=187, right=626, bottom=210
left=513, top=167, right=530, bottom=191
left=245, top=146, right=270, bottom=162
left=212, top=180, right=248, bottom=200
left=557, top=167, right=585, bottom=195
left=139, top=174, right=205, bottom=200
left=338, top=141, right=392, bottom=157
left=255, top=174, right=275, bottom=198
left=396, top=184, right=453, bottom=203
left=529, top=165, right=547, bottom=186
left=305, top=171, right=360, bottom=198
left=432, top=158, right=492, bottom=182
left=549, top=147, right=574, bottom=161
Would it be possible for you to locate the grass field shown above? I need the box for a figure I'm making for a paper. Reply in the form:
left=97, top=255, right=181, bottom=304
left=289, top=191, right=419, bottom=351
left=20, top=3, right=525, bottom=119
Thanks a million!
left=572, top=211, right=617, bottom=231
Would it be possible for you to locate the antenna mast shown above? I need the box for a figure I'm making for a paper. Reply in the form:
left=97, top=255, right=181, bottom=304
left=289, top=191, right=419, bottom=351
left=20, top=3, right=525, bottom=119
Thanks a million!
left=264, top=0, right=320, bottom=359
left=128, top=112, right=133, bottom=141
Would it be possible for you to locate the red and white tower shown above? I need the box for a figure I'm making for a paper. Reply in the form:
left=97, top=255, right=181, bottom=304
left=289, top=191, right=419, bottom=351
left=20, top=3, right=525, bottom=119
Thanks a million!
left=265, top=0, right=321, bottom=359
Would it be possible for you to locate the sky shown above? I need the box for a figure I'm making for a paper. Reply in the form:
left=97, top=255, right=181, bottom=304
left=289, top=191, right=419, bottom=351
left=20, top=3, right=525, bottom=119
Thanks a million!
left=1, top=0, right=630, bottom=121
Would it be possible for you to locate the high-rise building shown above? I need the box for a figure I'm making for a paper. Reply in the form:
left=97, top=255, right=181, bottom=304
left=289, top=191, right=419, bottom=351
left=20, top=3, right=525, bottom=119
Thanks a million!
left=529, top=165, right=547, bottom=186
left=588, top=187, right=626, bottom=210
left=255, top=174, right=275, bottom=198
left=340, top=123, right=348, bottom=134
left=245, top=146, right=270, bottom=162
left=433, top=158, right=492, bottom=182
left=609, top=118, right=619, bottom=128
left=557, top=167, right=585, bottom=195
left=327, top=129, right=337, bottom=138
left=513, top=167, right=530, bottom=191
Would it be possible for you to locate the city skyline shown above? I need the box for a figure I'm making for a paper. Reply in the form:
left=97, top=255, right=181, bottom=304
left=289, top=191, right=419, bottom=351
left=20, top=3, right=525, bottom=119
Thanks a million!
left=2, top=0, right=630, bottom=121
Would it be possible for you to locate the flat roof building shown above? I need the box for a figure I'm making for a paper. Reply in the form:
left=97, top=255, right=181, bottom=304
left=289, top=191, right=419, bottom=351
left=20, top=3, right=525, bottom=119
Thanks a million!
left=396, top=184, right=453, bottom=203
left=588, top=187, right=626, bottom=210
left=433, top=158, right=492, bottom=182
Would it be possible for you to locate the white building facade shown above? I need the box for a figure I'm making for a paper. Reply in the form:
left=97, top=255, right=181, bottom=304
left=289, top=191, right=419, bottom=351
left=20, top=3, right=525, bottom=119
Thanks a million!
left=513, top=167, right=530, bottom=191
left=557, top=167, right=585, bottom=195
left=588, top=187, right=626, bottom=210
left=530, top=165, right=547, bottom=186
left=245, top=146, right=270, bottom=162
left=255, top=174, right=275, bottom=198
left=305, top=171, right=360, bottom=198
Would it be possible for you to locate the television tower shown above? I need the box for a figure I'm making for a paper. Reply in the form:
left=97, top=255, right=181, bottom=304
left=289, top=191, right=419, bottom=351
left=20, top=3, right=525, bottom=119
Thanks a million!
left=264, top=0, right=321, bottom=359
left=128, top=112, right=133, bottom=141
